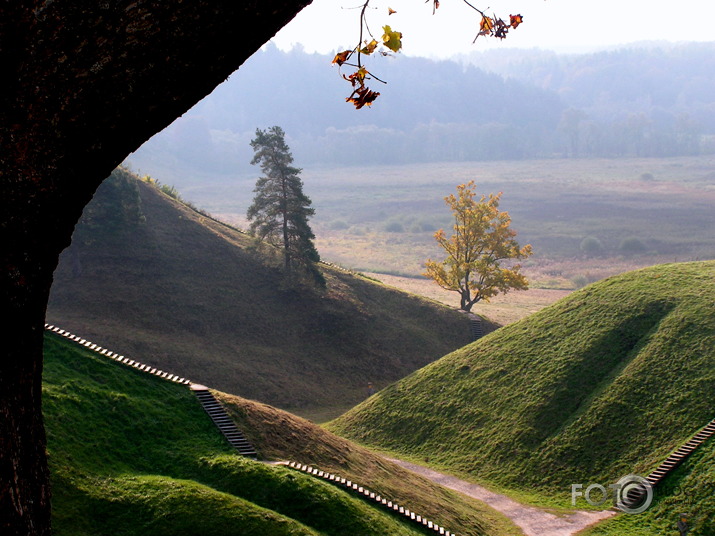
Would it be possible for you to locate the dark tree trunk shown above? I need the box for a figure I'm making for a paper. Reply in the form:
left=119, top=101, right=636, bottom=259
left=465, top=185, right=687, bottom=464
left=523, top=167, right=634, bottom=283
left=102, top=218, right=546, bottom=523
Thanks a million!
left=281, top=175, right=292, bottom=273
left=0, top=1, right=311, bottom=533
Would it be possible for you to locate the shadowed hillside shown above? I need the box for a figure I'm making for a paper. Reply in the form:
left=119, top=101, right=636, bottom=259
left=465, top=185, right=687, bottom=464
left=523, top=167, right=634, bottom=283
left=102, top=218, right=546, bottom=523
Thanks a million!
left=330, top=261, right=715, bottom=525
left=48, top=169, right=472, bottom=419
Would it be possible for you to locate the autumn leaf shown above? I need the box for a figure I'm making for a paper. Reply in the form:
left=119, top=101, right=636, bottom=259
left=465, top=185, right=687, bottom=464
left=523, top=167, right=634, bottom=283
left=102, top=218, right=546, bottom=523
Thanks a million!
left=382, top=25, right=403, bottom=53
left=360, top=39, right=379, bottom=55
left=356, top=66, right=369, bottom=80
left=494, top=17, right=509, bottom=39
left=479, top=16, right=494, bottom=35
left=344, top=66, right=370, bottom=87
left=510, top=14, right=523, bottom=28
left=388, top=7, right=397, bottom=15
left=332, top=50, right=352, bottom=66
left=346, top=85, right=380, bottom=109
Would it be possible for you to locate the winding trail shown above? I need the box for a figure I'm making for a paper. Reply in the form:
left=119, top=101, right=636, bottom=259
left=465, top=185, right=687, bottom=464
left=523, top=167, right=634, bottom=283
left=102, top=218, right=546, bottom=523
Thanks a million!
left=385, top=458, right=616, bottom=536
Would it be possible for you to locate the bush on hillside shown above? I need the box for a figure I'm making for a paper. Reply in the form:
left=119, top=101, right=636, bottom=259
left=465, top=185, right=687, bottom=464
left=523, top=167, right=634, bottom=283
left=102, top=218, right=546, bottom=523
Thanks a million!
left=384, top=221, right=405, bottom=233
left=618, top=236, right=648, bottom=256
left=580, top=236, right=604, bottom=256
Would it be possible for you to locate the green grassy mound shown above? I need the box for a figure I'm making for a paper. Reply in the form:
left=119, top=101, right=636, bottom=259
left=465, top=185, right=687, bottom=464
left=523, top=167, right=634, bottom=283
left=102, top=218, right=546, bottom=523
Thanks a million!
left=330, top=262, right=715, bottom=512
left=44, top=333, right=441, bottom=536
left=582, top=437, right=715, bottom=535
left=48, top=169, right=472, bottom=419
left=213, top=391, right=521, bottom=536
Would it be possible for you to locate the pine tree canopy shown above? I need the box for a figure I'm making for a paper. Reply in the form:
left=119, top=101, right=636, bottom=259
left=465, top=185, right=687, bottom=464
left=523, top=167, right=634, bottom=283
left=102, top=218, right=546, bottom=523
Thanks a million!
left=247, top=126, right=321, bottom=279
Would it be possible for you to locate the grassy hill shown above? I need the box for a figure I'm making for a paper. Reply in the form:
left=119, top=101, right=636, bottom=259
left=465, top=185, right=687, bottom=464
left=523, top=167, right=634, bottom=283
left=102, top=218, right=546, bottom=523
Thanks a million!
left=47, top=169, right=472, bottom=420
left=43, top=331, right=520, bottom=536
left=579, top=431, right=715, bottom=535
left=329, top=262, right=715, bottom=529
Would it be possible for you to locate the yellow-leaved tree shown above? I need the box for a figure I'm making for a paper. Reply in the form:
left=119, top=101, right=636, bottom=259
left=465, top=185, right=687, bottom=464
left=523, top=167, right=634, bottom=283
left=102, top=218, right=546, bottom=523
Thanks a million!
left=424, top=181, right=532, bottom=312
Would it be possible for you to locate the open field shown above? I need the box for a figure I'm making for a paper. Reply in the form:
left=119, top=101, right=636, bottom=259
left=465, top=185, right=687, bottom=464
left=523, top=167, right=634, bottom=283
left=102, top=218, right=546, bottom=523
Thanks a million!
left=365, top=273, right=572, bottom=326
left=174, top=155, right=715, bottom=291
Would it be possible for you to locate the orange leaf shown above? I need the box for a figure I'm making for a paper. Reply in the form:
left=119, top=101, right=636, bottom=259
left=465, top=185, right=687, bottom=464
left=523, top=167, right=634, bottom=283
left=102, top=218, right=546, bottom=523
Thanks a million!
left=480, top=16, right=494, bottom=33
left=388, top=7, right=397, bottom=15
left=332, top=50, right=352, bottom=66
left=510, top=14, right=523, bottom=28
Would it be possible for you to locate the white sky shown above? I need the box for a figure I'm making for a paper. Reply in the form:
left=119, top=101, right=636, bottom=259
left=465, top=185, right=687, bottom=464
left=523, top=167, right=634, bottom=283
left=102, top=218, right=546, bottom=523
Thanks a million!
left=271, top=0, right=715, bottom=58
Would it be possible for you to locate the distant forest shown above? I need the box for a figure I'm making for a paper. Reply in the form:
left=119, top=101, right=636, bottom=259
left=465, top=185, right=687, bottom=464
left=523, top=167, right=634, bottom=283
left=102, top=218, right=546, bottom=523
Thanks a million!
left=130, top=42, right=715, bottom=175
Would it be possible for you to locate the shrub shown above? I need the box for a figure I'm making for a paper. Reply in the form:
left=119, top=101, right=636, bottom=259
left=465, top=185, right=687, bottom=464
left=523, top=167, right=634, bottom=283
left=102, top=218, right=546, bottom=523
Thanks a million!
left=619, top=236, right=648, bottom=255
left=329, top=220, right=350, bottom=230
left=580, top=236, right=603, bottom=256
left=571, top=273, right=599, bottom=289
left=384, top=221, right=405, bottom=233
left=159, top=183, right=181, bottom=200
left=418, top=220, right=437, bottom=232
left=571, top=275, right=589, bottom=289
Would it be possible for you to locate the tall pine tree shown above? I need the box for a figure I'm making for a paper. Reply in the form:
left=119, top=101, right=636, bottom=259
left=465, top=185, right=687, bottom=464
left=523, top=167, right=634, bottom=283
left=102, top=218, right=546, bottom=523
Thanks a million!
left=247, top=126, right=322, bottom=283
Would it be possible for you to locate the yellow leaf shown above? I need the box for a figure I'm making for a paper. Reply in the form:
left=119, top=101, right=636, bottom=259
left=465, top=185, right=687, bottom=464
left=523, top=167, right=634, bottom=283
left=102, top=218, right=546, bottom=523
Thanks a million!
left=382, top=25, right=402, bottom=53
left=360, top=39, right=379, bottom=55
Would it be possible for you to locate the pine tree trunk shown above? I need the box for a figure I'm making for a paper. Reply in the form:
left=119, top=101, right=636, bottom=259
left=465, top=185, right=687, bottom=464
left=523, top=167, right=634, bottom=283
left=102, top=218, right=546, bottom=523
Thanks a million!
left=282, top=177, right=292, bottom=273
left=1, top=1, right=312, bottom=533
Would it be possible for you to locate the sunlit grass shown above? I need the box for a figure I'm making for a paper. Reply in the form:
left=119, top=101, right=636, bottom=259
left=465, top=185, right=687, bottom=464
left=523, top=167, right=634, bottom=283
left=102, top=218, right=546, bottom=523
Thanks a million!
left=330, top=261, right=715, bottom=529
left=44, top=334, right=453, bottom=536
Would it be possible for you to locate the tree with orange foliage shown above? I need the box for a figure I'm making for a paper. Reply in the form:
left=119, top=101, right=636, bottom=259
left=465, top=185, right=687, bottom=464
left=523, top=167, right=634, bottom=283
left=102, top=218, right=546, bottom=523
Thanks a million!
left=424, top=181, right=532, bottom=312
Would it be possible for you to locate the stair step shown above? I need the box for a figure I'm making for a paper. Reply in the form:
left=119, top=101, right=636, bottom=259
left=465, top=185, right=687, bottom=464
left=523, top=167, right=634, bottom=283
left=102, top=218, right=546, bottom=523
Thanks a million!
left=195, top=390, right=258, bottom=458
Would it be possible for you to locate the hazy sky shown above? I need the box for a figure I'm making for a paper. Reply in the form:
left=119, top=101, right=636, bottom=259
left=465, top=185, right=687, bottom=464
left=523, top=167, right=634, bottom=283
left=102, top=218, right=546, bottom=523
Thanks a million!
left=272, top=0, right=715, bottom=58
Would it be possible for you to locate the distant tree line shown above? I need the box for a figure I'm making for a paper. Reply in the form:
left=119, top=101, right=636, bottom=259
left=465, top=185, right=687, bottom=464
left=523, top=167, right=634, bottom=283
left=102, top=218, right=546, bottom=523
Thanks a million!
left=131, top=43, right=715, bottom=176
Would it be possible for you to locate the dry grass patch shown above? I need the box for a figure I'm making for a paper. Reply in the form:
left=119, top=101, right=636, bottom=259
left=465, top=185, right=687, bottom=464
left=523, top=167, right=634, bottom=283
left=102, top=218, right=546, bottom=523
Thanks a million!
left=215, top=391, right=524, bottom=536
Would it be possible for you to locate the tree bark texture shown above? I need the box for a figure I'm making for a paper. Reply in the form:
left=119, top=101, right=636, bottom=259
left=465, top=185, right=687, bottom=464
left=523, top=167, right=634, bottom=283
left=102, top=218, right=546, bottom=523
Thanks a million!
left=0, top=1, right=311, bottom=533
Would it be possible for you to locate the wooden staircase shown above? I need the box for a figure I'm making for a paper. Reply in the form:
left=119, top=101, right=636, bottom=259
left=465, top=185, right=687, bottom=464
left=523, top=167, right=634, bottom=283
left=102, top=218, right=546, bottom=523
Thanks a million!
left=620, top=417, right=715, bottom=510
left=191, top=384, right=258, bottom=458
left=464, top=312, right=484, bottom=341
left=46, top=324, right=259, bottom=459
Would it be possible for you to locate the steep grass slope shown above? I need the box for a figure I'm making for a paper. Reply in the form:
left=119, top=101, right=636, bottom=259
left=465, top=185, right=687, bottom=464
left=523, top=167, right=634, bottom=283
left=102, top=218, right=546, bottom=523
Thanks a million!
left=213, top=391, right=521, bottom=536
left=47, top=169, right=472, bottom=418
left=44, top=332, right=448, bottom=536
left=581, top=441, right=715, bottom=536
left=581, top=436, right=715, bottom=535
left=331, top=262, right=715, bottom=511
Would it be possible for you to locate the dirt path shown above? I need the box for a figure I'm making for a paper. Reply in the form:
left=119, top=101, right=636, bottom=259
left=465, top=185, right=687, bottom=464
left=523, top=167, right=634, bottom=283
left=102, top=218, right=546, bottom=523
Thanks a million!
left=385, top=458, right=616, bottom=536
